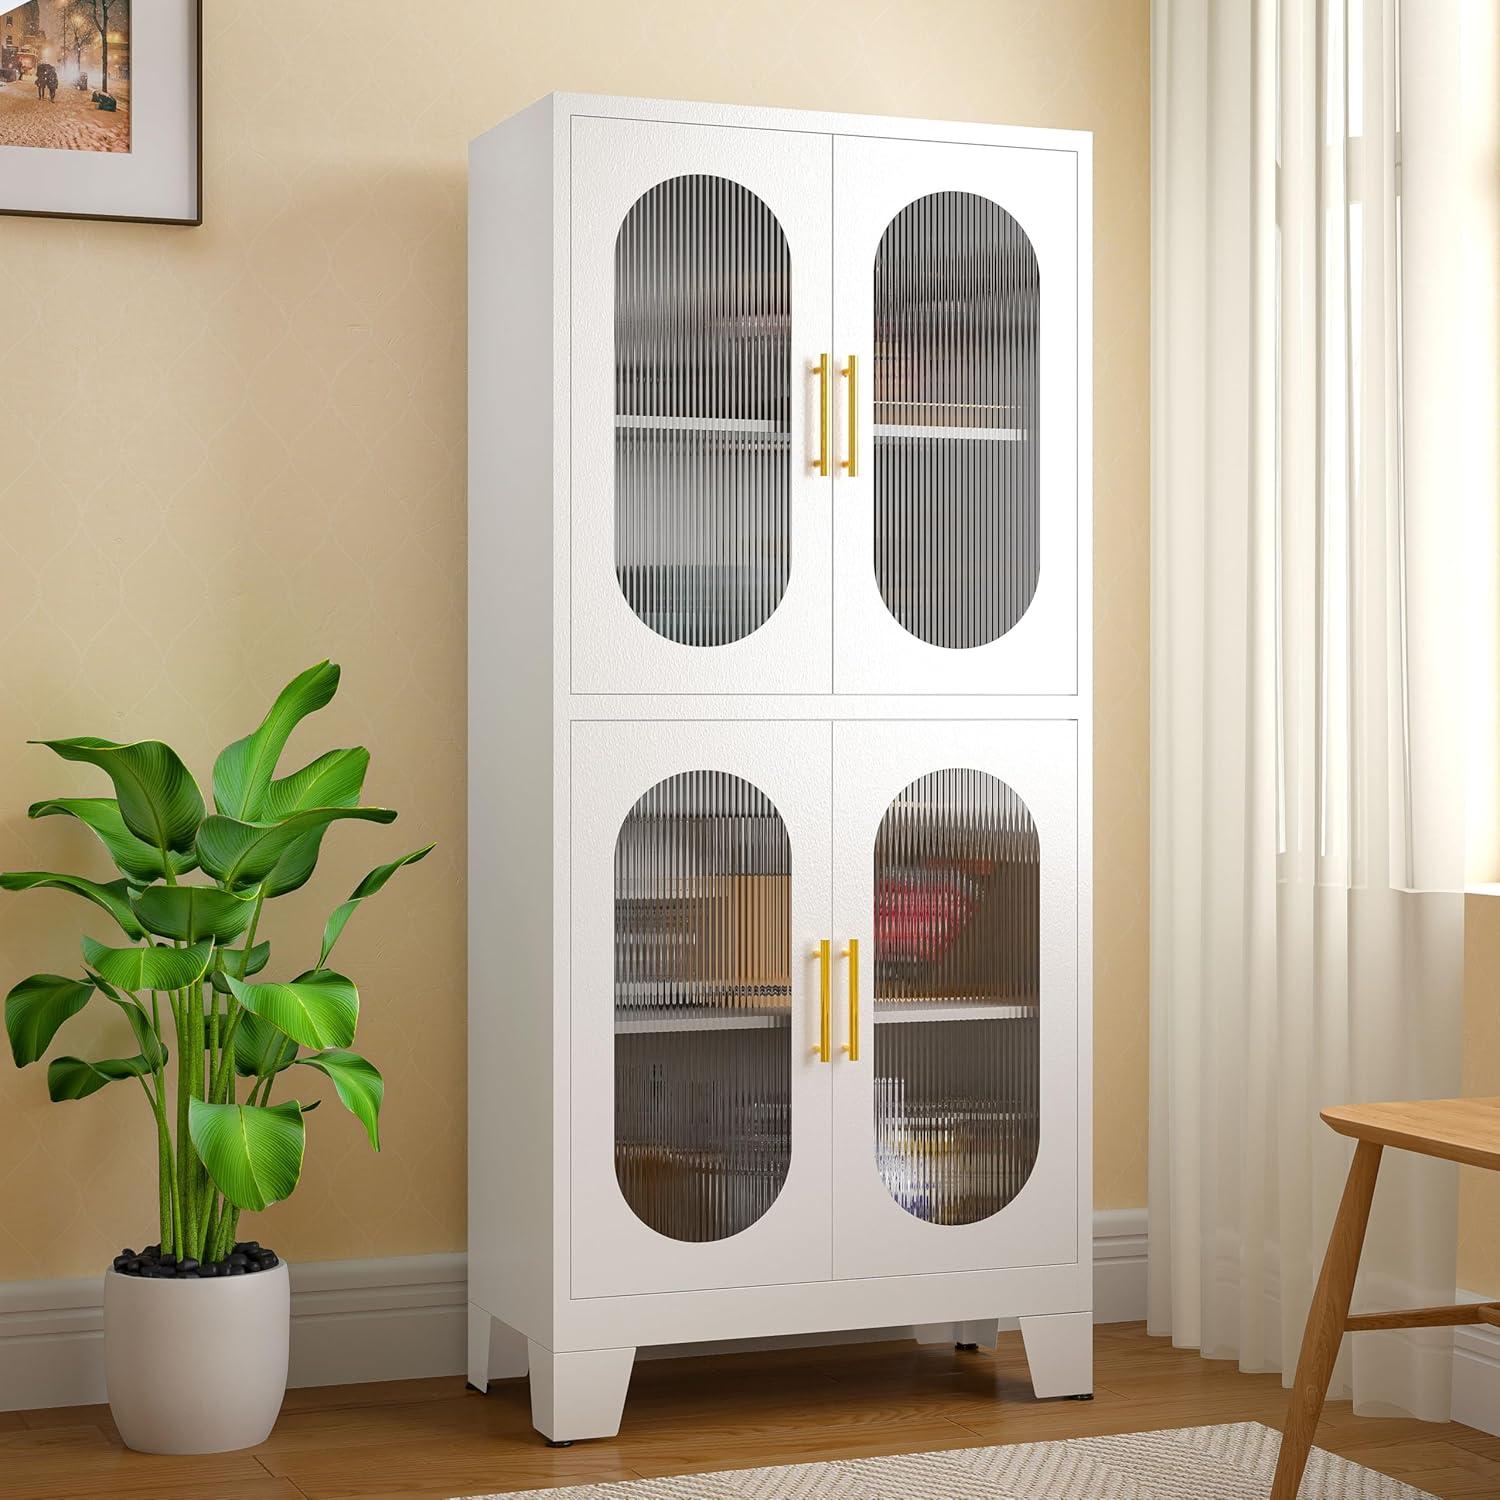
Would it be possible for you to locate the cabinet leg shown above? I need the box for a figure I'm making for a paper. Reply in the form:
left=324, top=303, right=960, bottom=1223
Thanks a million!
left=467, top=1304, right=529, bottom=1392
left=527, top=1341, right=636, bottom=1443
left=466, top=1303, right=494, bottom=1393
left=957, top=1319, right=999, bottom=1350
left=913, top=1322, right=957, bottom=1345
left=1019, top=1311, right=1093, bottom=1398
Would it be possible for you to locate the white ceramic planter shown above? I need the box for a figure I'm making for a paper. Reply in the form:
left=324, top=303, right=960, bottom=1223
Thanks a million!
left=104, top=1261, right=290, bottom=1454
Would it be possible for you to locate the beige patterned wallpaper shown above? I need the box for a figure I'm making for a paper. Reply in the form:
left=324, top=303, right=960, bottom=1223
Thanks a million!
left=0, top=0, right=1151, bottom=1282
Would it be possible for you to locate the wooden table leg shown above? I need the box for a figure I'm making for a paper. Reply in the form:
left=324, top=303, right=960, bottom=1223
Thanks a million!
left=1270, top=1140, right=1384, bottom=1499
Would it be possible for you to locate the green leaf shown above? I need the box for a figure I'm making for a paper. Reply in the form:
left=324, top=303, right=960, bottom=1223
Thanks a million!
left=81, top=938, right=213, bottom=994
left=261, top=827, right=328, bottom=898
left=28, top=798, right=196, bottom=885
left=210, top=940, right=270, bottom=994
left=5, top=975, right=94, bottom=1066
left=0, top=871, right=145, bottom=939
left=262, top=747, right=369, bottom=819
left=83, top=974, right=169, bottom=1070
left=47, top=1053, right=153, bottom=1101
left=226, top=969, right=358, bottom=1050
left=32, top=739, right=204, bottom=861
left=108, top=993, right=168, bottom=1070
left=188, top=1098, right=305, bottom=1212
left=233, top=1009, right=299, bottom=1077
left=295, top=1049, right=383, bottom=1150
left=196, top=807, right=397, bottom=892
left=318, top=843, right=435, bottom=968
left=213, top=662, right=341, bottom=821
left=131, top=885, right=256, bottom=943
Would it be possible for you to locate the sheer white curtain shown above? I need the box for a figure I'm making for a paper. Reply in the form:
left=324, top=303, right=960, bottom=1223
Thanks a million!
left=1149, top=0, right=1466, bottom=1419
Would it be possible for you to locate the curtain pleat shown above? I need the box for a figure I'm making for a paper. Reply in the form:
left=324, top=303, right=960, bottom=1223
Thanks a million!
left=1150, top=0, right=1465, bottom=1419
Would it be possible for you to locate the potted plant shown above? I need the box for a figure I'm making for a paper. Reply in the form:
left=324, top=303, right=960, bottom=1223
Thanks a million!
left=2, top=662, right=431, bottom=1454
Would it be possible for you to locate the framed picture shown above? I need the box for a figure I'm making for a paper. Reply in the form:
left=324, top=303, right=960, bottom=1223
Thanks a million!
left=0, top=0, right=199, bottom=225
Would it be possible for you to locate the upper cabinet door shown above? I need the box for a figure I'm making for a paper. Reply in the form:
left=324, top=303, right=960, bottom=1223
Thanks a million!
left=571, top=118, right=834, bottom=695
left=831, top=135, right=1080, bottom=695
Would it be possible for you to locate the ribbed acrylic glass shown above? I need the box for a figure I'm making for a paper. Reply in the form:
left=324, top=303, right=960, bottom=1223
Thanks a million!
left=614, top=771, right=792, bottom=1242
left=614, top=175, right=792, bottom=647
left=873, top=192, right=1040, bottom=648
left=873, top=768, right=1040, bottom=1226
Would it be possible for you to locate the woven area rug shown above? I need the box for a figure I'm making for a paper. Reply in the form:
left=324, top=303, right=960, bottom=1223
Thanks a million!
left=456, top=1422, right=1435, bottom=1499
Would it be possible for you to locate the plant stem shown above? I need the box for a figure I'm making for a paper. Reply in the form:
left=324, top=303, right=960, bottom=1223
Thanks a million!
left=213, top=1197, right=240, bottom=1263
left=206, top=977, right=218, bottom=1101
left=237, top=888, right=266, bottom=983
left=147, top=990, right=173, bottom=1253
left=140, top=1076, right=175, bottom=1256
left=205, top=884, right=265, bottom=1111
left=173, top=987, right=198, bottom=1259
left=193, top=978, right=214, bottom=1252
left=209, top=1006, right=244, bottom=1103
left=203, top=1193, right=220, bottom=1261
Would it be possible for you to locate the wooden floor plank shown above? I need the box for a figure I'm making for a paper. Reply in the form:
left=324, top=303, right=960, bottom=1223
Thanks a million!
left=5, top=1323, right=1497, bottom=1500
left=616, top=1417, right=985, bottom=1478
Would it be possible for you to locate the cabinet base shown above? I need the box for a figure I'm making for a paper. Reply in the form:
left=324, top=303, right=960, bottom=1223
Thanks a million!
left=528, top=1341, right=637, bottom=1443
left=467, top=1302, right=530, bottom=1392
left=914, top=1318, right=1001, bottom=1351
left=497, top=1313, right=1093, bottom=1438
left=1018, top=1311, right=1094, bottom=1398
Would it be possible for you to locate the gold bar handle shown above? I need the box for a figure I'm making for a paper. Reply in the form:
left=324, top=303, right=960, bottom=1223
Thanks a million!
left=811, top=939, right=831, bottom=1061
left=809, top=355, right=830, bottom=476
left=839, top=355, right=858, bottom=478
left=840, top=938, right=860, bottom=1061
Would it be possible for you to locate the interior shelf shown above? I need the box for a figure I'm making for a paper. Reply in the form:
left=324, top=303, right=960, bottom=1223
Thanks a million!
left=874, top=1001, right=1038, bottom=1024
left=873, top=423, right=1024, bottom=442
left=616, top=414, right=790, bottom=437
left=615, top=1005, right=791, bottom=1034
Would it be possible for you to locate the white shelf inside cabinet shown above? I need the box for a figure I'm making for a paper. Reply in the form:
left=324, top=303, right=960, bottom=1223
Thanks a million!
left=615, top=414, right=791, bottom=438
left=873, top=1001, right=1039, bottom=1024
left=873, top=424, right=1025, bottom=442
left=614, top=1006, right=791, bottom=1034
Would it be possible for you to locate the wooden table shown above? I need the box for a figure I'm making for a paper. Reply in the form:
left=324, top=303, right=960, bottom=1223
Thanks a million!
left=1271, top=1098, right=1500, bottom=1499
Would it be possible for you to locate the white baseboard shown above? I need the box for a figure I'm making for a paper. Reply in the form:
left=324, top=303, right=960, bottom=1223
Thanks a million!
left=1091, top=1208, right=1149, bottom=1325
left=0, top=1210, right=1148, bottom=1412
left=0, top=1254, right=470, bottom=1412
left=1453, top=1288, right=1500, bottom=1437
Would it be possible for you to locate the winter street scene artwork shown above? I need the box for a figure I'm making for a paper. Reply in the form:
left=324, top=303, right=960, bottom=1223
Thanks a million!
left=0, top=1, right=130, bottom=153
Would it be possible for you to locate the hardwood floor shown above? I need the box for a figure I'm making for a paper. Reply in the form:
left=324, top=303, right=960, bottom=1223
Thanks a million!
left=5, top=1323, right=1498, bottom=1498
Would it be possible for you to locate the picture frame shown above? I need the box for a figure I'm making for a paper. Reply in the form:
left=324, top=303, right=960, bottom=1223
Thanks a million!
left=0, top=0, right=200, bottom=225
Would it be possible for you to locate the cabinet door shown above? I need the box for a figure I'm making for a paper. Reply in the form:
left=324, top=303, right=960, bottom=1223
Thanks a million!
left=830, top=721, right=1078, bottom=1279
left=571, top=720, right=833, bottom=1298
left=831, top=135, right=1080, bottom=694
left=571, top=117, right=834, bottom=695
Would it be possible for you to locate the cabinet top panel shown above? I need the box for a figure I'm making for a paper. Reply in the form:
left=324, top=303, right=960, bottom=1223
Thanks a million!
left=473, top=92, right=1093, bottom=159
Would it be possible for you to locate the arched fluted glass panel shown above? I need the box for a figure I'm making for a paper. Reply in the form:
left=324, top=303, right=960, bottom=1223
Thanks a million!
left=615, top=176, right=792, bottom=647
left=873, top=192, right=1040, bottom=648
left=873, top=767, right=1040, bottom=1225
left=614, top=770, right=791, bottom=1241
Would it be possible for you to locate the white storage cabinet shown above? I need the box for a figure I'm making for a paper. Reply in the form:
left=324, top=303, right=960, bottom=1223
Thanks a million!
left=469, top=92, right=1093, bottom=1443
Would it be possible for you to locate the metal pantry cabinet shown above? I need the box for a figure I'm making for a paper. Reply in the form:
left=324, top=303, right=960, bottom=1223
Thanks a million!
left=468, top=93, right=1093, bottom=1443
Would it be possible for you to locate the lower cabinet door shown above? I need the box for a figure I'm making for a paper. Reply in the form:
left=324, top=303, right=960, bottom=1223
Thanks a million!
left=570, top=720, right=834, bottom=1299
left=830, top=721, right=1079, bottom=1280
